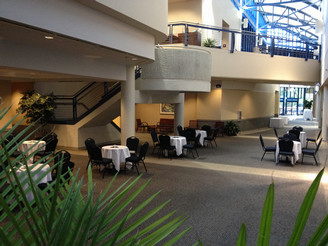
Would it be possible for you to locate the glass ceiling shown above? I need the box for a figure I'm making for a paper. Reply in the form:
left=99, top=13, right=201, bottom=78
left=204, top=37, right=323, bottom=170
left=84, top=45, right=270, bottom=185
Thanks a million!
left=231, top=0, right=323, bottom=46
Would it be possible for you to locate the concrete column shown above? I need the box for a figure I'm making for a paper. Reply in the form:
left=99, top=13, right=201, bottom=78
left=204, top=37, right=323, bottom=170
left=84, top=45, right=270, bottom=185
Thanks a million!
left=315, top=91, right=322, bottom=128
left=322, top=86, right=328, bottom=141
left=174, top=94, right=184, bottom=135
left=121, top=65, right=135, bottom=144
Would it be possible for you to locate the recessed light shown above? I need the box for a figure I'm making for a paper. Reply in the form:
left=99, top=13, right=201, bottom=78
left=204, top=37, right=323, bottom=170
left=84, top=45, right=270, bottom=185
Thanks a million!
left=45, top=36, right=54, bottom=40
left=131, top=58, right=138, bottom=61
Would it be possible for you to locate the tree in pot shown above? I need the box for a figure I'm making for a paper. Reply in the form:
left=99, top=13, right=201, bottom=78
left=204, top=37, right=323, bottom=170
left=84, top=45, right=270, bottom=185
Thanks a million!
left=224, top=120, right=240, bottom=136
left=304, top=99, right=313, bottom=109
left=16, top=90, right=56, bottom=136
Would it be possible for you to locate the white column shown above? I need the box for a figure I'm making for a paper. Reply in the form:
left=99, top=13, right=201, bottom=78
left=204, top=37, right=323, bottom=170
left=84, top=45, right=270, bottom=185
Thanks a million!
left=322, top=86, right=328, bottom=141
left=174, top=94, right=184, bottom=135
left=315, top=91, right=322, bottom=128
left=121, top=65, right=135, bottom=144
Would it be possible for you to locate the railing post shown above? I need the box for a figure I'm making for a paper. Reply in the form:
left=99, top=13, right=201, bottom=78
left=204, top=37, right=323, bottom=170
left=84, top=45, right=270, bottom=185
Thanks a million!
left=270, top=38, right=275, bottom=57
left=305, top=42, right=309, bottom=61
left=230, top=32, right=235, bottom=53
left=184, top=25, right=189, bottom=46
left=73, top=97, right=77, bottom=121
left=169, top=24, right=173, bottom=44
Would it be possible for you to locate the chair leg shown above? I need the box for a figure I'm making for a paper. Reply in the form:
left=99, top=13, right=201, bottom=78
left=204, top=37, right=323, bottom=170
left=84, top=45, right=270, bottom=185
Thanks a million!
left=142, top=160, right=147, bottom=172
left=261, top=151, right=266, bottom=161
left=313, top=155, right=318, bottom=166
left=134, top=162, right=140, bottom=175
left=214, top=139, right=217, bottom=147
left=195, top=148, right=199, bottom=157
left=302, top=154, right=304, bottom=163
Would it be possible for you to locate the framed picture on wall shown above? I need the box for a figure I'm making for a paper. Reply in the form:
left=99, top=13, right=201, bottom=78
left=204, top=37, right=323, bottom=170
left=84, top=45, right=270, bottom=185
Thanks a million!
left=160, top=103, right=175, bottom=115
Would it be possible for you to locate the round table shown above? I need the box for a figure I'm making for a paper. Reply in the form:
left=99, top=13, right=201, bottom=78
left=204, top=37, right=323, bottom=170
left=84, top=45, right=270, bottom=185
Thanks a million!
left=195, top=130, right=207, bottom=146
left=101, top=145, right=130, bottom=171
left=12, top=164, right=52, bottom=202
left=170, top=136, right=187, bottom=156
left=19, top=140, right=46, bottom=164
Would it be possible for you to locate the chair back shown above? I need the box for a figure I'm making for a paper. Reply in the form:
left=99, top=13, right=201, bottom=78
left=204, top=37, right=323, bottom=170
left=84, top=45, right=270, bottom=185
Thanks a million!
left=136, top=119, right=142, bottom=126
left=150, top=130, right=158, bottom=143
left=45, top=137, right=58, bottom=152
left=177, top=125, right=183, bottom=135
left=186, top=128, right=196, bottom=140
left=289, top=129, right=300, bottom=139
left=212, top=128, right=219, bottom=139
left=315, top=138, right=323, bottom=154
left=201, top=125, right=212, bottom=136
left=279, top=139, right=293, bottom=152
left=316, top=130, right=322, bottom=140
left=54, top=150, right=75, bottom=182
left=139, top=142, right=149, bottom=160
left=159, top=135, right=171, bottom=148
left=292, top=126, right=303, bottom=132
left=180, top=130, right=191, bottom=141
left=126, top=136, right=139, bottom=153
left=259, top=134, right=265, bottom=150
left=194, top=134, right=201, bottom=147
left=85, top=138, right=102, bottom=161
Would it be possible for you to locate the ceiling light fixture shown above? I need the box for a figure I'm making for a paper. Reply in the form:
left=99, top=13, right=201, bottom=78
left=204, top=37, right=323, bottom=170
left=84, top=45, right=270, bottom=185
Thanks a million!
left=44, top=36, right=54, bottom=40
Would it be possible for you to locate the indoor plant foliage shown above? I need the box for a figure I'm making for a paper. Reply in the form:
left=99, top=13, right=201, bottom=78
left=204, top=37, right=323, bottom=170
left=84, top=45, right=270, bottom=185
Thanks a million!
left=304, top=99, right=313, bottom=109
left=224, top=120, right=240, bottom=136
left=16, top=90, right=56, bottom=125
left=0, top=107, right=191, bottom=245
left=203, top=38, right=216, bottom=48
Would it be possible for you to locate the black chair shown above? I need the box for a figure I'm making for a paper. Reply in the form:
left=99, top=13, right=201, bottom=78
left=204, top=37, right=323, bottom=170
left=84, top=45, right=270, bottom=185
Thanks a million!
left=150, top=130, right=160, bottom=154
left=283, top=133, right=298, bottom=141
left=125, top=142, right=149, bottom=175
left=201, top=125, right=212, bottom=136
left=306, top=129, right=322, bottom=148
left=288, top=129, right=300, bottom=141
left=33, top=136, right=58, bottom=162
left=126, top=136, right=139, bottom=156
left=84, top=138, right=113, bottom=178
left=292, top=126, right=303, bottom=132
left=158, top=135, right=175, bottom=158
left=277, top=139, right=294, bottom=165
left=177, top=125, right=183, bottom=135
left=38, top=150, right=75, bottom=190
left=183, top=134, right=201, bottom=159
left=204, top=128, right=219, bottom=148
left=186, top=128, right=196, bottom=143
left=302, top=138, right=322, bottom=165
left=273, top=128, right=283, bottom=140
left=259, top=134, right=276, bottom=161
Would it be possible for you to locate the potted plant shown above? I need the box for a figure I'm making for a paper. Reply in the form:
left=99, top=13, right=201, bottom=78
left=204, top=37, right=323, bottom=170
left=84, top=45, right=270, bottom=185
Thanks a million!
left=224, top=120, right=240, bottom=136
left=203, top=38, right=216, bottom=48
left=304, top=99, right=313, bottom=109
left=16, top=90, right=56, bottom=136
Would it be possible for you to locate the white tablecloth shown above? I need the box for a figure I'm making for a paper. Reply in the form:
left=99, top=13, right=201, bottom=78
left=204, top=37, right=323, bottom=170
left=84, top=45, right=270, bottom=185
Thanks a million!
left=275, top=140, right=302, bottom=165
left=19, top=140, right=46, bottom=164
left=195, top=130, right=207, bottom=146
left=12, top=164, right=52, bottom=202
left=303, top=109, right=313, bottom=120
left=170, top=136, right=187, bottom=156
left=101, top=145, right=130, bottom=171
left=270, top=118, right=285, bottom=128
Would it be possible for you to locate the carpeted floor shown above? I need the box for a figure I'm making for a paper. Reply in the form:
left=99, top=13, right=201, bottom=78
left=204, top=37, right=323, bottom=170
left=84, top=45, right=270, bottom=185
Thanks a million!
left=67, top=117, right=328, bottom=245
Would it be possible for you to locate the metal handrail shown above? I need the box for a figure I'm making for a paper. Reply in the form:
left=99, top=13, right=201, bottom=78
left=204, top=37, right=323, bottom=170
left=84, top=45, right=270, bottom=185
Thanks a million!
left=167, top=21, right=321, bottom=61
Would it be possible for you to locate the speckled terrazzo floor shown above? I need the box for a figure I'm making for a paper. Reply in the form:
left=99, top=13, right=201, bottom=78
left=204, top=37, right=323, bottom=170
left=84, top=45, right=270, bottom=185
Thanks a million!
left=66, top=116, right=328, bottom=245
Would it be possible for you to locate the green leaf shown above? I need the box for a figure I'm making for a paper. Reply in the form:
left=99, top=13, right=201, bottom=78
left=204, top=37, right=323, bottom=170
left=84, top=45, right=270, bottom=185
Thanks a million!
left=237, top=223, right=247, bottom=246
left=287, top=168, right=324, bottom=246
left=257, top=183, right=274, bottom=246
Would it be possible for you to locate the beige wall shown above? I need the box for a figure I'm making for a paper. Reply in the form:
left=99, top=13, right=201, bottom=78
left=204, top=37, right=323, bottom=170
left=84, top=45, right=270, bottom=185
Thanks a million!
left=168, top=0, right=202, bottom=34
left=221, top=89, right=275, bottom=120
left=196, top=89, right=222, bottom=120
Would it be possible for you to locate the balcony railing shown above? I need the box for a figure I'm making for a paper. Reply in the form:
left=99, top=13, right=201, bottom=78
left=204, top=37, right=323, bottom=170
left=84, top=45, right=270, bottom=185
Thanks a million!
left=167, top=21, right=321, bottom=62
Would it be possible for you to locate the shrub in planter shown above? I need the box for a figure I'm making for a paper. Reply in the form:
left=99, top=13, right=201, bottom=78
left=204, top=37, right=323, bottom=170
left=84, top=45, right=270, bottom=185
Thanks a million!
left=224, top=120, right=240, bottom=136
